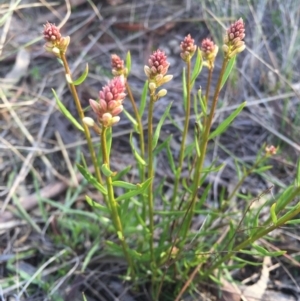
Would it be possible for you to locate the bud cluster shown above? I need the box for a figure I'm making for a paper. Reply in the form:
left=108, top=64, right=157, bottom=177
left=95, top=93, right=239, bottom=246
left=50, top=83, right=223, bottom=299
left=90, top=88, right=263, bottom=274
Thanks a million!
left=43, top=22, right=70, bottom=57
left=111, top=54, right=128, bottom=77
left=223, top=18, right=246, bottom=58
left=200, top=38, right=219, bottom=69
left=180, top=34, right=197, bottom=62
left=89, top=76, right=126, bottom=127
left=144, top=49, right=173, bottom=101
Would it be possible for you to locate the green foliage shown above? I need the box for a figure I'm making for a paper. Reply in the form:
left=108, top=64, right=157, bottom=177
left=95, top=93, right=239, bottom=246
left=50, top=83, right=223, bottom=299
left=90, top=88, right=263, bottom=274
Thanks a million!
left=37, top=18, right=300, bottom=301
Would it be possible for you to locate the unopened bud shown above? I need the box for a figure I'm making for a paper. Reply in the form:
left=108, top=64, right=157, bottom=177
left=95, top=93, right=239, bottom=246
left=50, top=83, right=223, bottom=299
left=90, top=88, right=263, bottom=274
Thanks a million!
left=83, top=117, right=95, bottom=127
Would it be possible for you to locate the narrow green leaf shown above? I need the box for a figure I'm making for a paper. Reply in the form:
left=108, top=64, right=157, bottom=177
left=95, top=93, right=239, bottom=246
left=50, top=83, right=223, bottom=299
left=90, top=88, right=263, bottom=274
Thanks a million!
left=209, top=102, right=246, bottom=139
left=112, top=181, right=138, bottom=190
left=153, top=135, right=172, bottom=157
left=52, top=89, right=84, bottom=132
left=191, top=47, right=203, bottom=88
left=101, top=163, right=114, bottom=177
left=106, top=127, right=112, bottom=158
left=77, top=164, right=107, bottom=195
left=198, top=88, right=207, bottom=115
left=112, top=165, right=132, bottom=181
left=165, top=137, right=176, bottom=174
left=254, top=165, right=273, bottom=173
left=152, top=102, right=173, bottom=149
left=126, top=51, right=131, bottom=74
left=286, top=219, right=300, bottom=224
left=82, top=293, right=88, bottom=301
left=220, top=55, right=236, bottom=90
left=252, top=244, right=269, bottom=256
left=116, top=178, right=152, bottom=202
left=129, top=133, right=147, bottom=166
left=81, top=239, right=100, bottom=271
left=270, top=203, right=277, bottom=224
left=85, top=195, right=109, bottom=212
left=139, top=81, right=148, bottom=117
left=123, top=108, right=138, bottom=132
left=72, top=63, right=89, bottom=86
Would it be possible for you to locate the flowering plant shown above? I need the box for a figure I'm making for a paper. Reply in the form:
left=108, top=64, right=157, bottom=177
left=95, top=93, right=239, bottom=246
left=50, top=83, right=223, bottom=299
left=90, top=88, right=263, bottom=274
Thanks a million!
left=42, top=19, right=300, bottom=300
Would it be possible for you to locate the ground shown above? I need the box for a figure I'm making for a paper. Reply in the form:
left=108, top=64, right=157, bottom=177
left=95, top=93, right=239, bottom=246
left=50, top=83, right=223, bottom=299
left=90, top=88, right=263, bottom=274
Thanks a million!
left=1, top=0, right=300, bottom=300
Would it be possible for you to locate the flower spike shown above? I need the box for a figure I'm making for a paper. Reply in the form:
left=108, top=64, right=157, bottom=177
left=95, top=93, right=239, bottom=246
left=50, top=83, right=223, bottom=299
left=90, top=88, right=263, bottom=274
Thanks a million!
left=201, top=38, right=219, bottom=69
left=90, top=76, right=126, bottom=127
left=180, top=34, right=197, bottom=62
left=222, top=18, right=246, bottom=58
left=43, top=22, right=70, bottom=57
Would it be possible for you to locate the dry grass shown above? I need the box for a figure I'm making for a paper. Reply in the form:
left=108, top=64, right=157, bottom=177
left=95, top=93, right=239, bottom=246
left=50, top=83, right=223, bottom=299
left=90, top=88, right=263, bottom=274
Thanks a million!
left=1, top=0, right=300, bottom=300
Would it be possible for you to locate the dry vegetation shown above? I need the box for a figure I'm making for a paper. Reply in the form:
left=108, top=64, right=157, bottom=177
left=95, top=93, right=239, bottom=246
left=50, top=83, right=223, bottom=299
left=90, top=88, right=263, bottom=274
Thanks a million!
left=1, top=0, right=300, bottom=300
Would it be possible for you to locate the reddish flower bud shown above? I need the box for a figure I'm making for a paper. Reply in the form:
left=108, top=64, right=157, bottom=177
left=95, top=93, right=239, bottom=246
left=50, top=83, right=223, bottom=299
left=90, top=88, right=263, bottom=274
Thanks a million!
left=43, top=22, right=61, bottom=43
left=144, top=49, right=173, bottom=96
left=111, top=54, right=128, bottom=76
left=265, top=145, right=277, bottom=156
left=146, top=49, right=170, bottom=79
left=223, top=18, right=246, bottom=58
left=180, top=34, right=197, bottom=62
left=90, top=76, right=126, bottom=127
left=200, top=38, right=219, bottom=69
left=43, top=22, right=70, bottom=57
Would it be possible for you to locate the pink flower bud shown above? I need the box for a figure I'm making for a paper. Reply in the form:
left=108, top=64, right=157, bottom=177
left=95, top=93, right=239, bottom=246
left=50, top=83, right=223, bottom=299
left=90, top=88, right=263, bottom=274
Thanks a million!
left=180, top=34, right=197, bottom=62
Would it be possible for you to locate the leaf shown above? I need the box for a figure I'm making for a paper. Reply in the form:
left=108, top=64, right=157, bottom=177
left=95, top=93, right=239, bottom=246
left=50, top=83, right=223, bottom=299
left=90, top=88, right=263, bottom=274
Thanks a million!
left=198, top=88, right=207, bottom=115
left=152, top=102, right=173, bottom=149
left=123, top=108, right=138, bottom=132
left=112, top=181, right=138, bottom=190
left=191, top=47, right=203, bottom=88
left=209, top=102, right=246, bottom=140
left=270, top=203, right=277, bottom=224
left=101, top=163, right=115, bottom=177
left=77, top=164, right=107, bottom=195
left=139, top=81, right=148, bottom=117
left=52, top=89, right=84, bottom=132
left=71, top=63, right=89, bottom=86
left=112, top=165, right=132, bottom=181
left=126, top=51, right=131, bottom=74
left=115, top=178, right=152, bottom=202
left=85, top=195, right=109, bottom=212
left=129, top=133, right=147, bottom=166
left=220, top=55, right=236, bottom=90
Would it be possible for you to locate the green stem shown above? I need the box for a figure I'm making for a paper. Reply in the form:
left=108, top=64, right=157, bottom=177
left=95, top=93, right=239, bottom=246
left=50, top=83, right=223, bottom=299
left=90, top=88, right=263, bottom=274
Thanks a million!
left=182, top=57, right=229, bottom=239
left=60, top=53, right=104, bottom=190
left=170, top=60, right=192, bottom=212
left=125, top=81, right=146, bottom=220
left=147, top=94, right=155, bottom=265
left=203, top=66, right=214, bottom=127
left=101, top=127, right=135, bottom=276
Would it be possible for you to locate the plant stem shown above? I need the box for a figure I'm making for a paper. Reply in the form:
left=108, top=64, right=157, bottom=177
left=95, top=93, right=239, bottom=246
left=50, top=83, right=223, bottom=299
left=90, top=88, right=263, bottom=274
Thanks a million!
left=203, top=66, right=213, bottom=127
left=182, top=57, right=229, bottom=239
left=170, top=60, right=192, bottom=212
left=147, top=94, right=155, bottom=265
left=125, top=81, right=146, bottom=220
left=101, top=127, right=135, bottom=276
left=60, top=54, right=103, bottom=188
